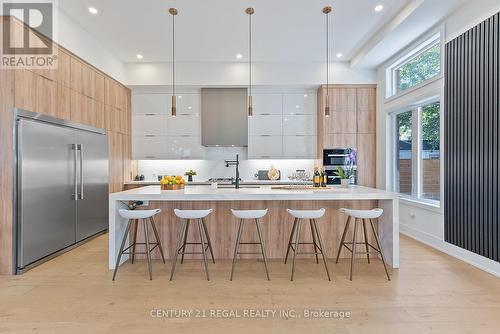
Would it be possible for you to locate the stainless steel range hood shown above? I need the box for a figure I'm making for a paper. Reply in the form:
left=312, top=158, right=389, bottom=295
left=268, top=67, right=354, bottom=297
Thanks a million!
left=201, top=88, right=248, bottom=147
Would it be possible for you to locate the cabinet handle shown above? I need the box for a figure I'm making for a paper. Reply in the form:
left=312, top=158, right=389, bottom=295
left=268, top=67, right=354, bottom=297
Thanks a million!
left=260, top=135, right=271, bottom=137
left=145, top=156, right=156, bottom=159
left=145, top=113, right=156, bottom=116
left=260, top=156, right=270, bottom=158
left=145, top=134, right=156, bottom=137
left=179, top=135, right=191, bottom=137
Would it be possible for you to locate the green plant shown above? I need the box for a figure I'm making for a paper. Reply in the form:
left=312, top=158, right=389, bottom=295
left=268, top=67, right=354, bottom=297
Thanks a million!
left=184, top=169, right=197, bottom=177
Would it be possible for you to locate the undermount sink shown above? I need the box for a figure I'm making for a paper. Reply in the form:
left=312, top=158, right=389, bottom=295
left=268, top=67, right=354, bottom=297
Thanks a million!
left=215, top=184, right=260, bottom=189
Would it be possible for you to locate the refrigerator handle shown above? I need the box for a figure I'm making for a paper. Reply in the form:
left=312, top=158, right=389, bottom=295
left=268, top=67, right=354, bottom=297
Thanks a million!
left=78, top=144, right=84, bottom=200
left=72, top=144, right=78, bottom=200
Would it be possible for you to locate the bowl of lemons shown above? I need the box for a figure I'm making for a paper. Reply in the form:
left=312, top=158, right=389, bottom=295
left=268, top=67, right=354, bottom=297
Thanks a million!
left=160, top=175, right=186, bottom=190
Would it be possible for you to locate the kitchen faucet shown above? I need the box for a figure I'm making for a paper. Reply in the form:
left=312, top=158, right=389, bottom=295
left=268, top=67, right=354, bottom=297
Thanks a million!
left=225, top=154, right=240, bottom=189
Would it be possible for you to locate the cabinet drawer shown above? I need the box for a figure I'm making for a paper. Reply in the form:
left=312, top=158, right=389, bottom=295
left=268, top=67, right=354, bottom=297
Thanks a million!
left=132, top=114, right=168, bottom=136
left=283, top=93, right=315, bottom=115
left=167, top=114, right=200, bottom=136
left=133, top=93, right=169, bottom=115
left=248, top=136, right=283, bottom=159
left=248, top=114, right=282, bottom=136
left=283, top=135, right=317, bottom=158
left=132, top=136, right=168, bottom=159
left=252, top=94, right=282, bottom=115
left=283, top=114, right=316, bottom=136
left=167, top=136, right=205, bottom=159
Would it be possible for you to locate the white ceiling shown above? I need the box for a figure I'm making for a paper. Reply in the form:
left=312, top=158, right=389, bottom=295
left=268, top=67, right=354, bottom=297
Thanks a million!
left=59, top=0, right=465, bottom=68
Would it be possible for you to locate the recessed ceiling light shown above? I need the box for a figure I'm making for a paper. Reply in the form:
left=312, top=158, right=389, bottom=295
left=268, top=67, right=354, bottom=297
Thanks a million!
left=136, top=54, right=143, bottom=59
left=374, top=4, right=384, bottom=12
left=336, top=53, right=343, bottom=58
left=236, top=54, right=243, bottom=59
left=88, top=7, right=98, bottom=15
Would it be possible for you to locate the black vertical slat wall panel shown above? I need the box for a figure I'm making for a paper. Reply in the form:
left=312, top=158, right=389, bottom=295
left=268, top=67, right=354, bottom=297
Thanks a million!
left=444, top=12, right=500, bottom=262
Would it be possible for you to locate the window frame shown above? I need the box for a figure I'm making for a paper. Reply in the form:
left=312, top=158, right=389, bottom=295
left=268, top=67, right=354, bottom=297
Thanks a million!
left=391, top=97, right=441, bottom=206
left=385, top=31, right=444, bottom=100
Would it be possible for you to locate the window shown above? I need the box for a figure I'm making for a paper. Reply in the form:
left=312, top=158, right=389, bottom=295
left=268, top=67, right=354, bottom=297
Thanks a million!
left=387, top=34, right=441, bottom=98
left=393, top=101, right=441, bottom=204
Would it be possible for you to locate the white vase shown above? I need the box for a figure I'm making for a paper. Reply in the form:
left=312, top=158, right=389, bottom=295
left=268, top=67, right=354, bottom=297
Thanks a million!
left=340, top=179, right=349, bottom=188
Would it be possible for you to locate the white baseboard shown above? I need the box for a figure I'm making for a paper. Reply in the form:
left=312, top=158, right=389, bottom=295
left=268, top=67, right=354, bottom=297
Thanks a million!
left=400, top=223, right=500, bottom=277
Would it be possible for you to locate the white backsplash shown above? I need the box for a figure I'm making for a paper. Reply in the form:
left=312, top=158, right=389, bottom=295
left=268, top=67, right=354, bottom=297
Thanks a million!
left=137, top=158, right=318, bottom=182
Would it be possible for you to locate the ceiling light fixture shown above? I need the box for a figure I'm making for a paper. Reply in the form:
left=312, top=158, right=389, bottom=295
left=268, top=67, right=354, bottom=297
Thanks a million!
left=336, top=53, right=343, bottom=58
left=323, top=6, right=332, bottom=117
left=136, top=54, right=143, bottom=59
left=236, top=53, right=243, bottom=59
left=169, top=8, right=178, bottom=117
left=246, top=7, right=255, bottom=117
left=88, top=7, right=98, bottom=15
left=374, top=4, right=384, bottom=12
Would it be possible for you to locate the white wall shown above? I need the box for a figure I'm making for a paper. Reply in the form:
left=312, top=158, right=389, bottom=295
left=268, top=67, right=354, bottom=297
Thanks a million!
left=125, top=61, right=376, bottom=87
left=376, top=1, right=500, bottom=276
left=53, top=9, right=125, bottom=82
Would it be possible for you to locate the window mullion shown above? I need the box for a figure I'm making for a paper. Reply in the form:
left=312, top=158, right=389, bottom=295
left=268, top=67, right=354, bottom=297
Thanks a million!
left=411, top=109, right=420, bottom=197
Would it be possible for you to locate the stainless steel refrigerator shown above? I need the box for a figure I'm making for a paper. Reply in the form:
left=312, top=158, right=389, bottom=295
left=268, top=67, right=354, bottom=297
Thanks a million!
left=15, top=109, right=109, bottom=273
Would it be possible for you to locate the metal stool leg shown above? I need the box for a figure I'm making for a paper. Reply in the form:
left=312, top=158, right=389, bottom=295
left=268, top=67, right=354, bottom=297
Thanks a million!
left=369, top=219, right=391, bottom=281
left=312, top=219, right=331, bottom=281
left=309, top=219, right=319, bottom=264
left=362, top=219, right=370, bottom=264
left=255, top=218, right=270, bottom=280
left=112, top=219, right=133, bottom=281
left=170, top=219, right=187, bottom=281
left=143, top=219, right=153, bottom=280
left=150, top=217, right=166, bottom=264
left=284, top=218, right=298, bottom=264
left=290, top=219, right=302, bottom=281
left=180, top=219, right=190, bottom=264
left=230, top=219, right=245, bottom=281
left=130, top=219, right=139, bottom=264
left=197, top=219, right=210, bottom=281
left=335, top=216, right=351, bottom=263
left=349, top=218, right=359, bottom=281
left=201, top=218, right=215, bottom=264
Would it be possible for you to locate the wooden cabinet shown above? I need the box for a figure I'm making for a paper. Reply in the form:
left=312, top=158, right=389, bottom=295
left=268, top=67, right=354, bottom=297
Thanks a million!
left=57, top=50, right=71, bottom=87
left=317, top=85, right=376, bottom=186
left=108, top=131, right=124, bottom=193
left=105, top=77, right=119, bottom=108
left=35, top=75, right=56, bottom=116
left=14, top=70, right=36, bottom=112
left=95, top=73, right=105, bottom=103
left=70, top=58, right=95, bottom=98
left=56, top=84, right=71, bottom=120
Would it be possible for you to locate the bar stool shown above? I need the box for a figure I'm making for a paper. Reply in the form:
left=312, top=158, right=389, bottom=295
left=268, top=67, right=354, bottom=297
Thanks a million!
left=170, top=209, right=215, bottom=281
left=112, top=209, right=165, bottom=281
left=230, top=209, right=270, bottom=281
left=285, top=208, right=331, bottom=281
left=336, top=208, right=390, bottom=281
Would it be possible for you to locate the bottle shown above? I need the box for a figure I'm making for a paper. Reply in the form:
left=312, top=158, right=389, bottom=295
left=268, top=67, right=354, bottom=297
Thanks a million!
left=313, top=167, right=321, bottom=187
left=321, top=167, right=327, bottom=187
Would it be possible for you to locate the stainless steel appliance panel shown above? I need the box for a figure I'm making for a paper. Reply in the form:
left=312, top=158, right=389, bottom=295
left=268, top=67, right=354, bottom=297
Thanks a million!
left=75, top=130, right=109, bottom=241
left=17, top=119, right=77, bottom=268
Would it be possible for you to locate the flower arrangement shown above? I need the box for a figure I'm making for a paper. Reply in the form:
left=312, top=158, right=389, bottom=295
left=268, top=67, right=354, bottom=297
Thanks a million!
left=184, top=169, right=197, bottom=182
left=160, top=175, right=185, bottom=190
left=334, top=149, right=357, bottom=186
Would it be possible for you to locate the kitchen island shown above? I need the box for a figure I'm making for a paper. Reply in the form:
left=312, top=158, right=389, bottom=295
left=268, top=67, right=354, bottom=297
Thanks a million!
left=109, top=185, right=399, bottom=270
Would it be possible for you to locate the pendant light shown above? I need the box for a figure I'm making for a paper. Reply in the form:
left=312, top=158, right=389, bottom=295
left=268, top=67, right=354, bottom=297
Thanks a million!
left=246, top=7, right=254, bottom=117
left=169, top=8, right=178, bottom=117
left=323, top=6, right=332, bottom=117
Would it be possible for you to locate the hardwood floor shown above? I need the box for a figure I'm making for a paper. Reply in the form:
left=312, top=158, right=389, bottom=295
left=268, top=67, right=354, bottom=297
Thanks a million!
left=1, top=234, right=500, bottom=333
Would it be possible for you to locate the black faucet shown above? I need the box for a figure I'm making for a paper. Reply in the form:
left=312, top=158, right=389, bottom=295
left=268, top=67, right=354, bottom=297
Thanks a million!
left=225, top=154, right=240, bottom=189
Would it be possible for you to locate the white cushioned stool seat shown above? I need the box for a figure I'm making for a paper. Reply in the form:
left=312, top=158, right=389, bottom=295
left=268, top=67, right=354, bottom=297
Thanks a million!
left=118, top=209, right=161, bottom=220
left=286, top=208, right=326, bottom=219
left=231, top=209, right=268, bottom=219
left=174, top=209, right=213, bottom=219
left=339, top=208, right=383, bottom=219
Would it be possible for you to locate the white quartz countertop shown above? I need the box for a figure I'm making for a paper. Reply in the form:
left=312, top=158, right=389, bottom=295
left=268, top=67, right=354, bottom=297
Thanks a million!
left=110, top=185, right=397, bottom=201
left=124, top=180, right=313, bottom=185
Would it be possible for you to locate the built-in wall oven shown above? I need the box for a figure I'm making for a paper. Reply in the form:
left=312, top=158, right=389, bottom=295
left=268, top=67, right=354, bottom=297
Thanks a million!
left=323, top=148, right=357, bottom=185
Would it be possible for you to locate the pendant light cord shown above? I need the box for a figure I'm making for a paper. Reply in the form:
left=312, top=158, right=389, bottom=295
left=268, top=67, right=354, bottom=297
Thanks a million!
left=249, top=12, right=252, bottom=97
left=172, top=13, right=175, bottom=97
left=326, top=11, right=329, bottom=99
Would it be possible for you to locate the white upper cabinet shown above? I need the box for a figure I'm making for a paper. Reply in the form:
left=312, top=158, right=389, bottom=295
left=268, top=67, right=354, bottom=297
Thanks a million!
left=168, top=94, right=200, bottom=115
left=283, top=135, right=316, bottom=159
left=167, top=114, right=200, bottom=136
left=132, top=94, right=169, bottom=115
left=248, top=114, right=283, bottom=136
left=252, top=94, right=282, bottom=115
left=132, top=136, right=168, bottom=160
left=283, top=93, right=316, bottom=115
left=166, top=136, right=205, bottom=159
left=283, top=114, right=316, bottom=136
left=248, top=136, right=283, bottom=159
left=132, top=114, right=168, bottom=136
